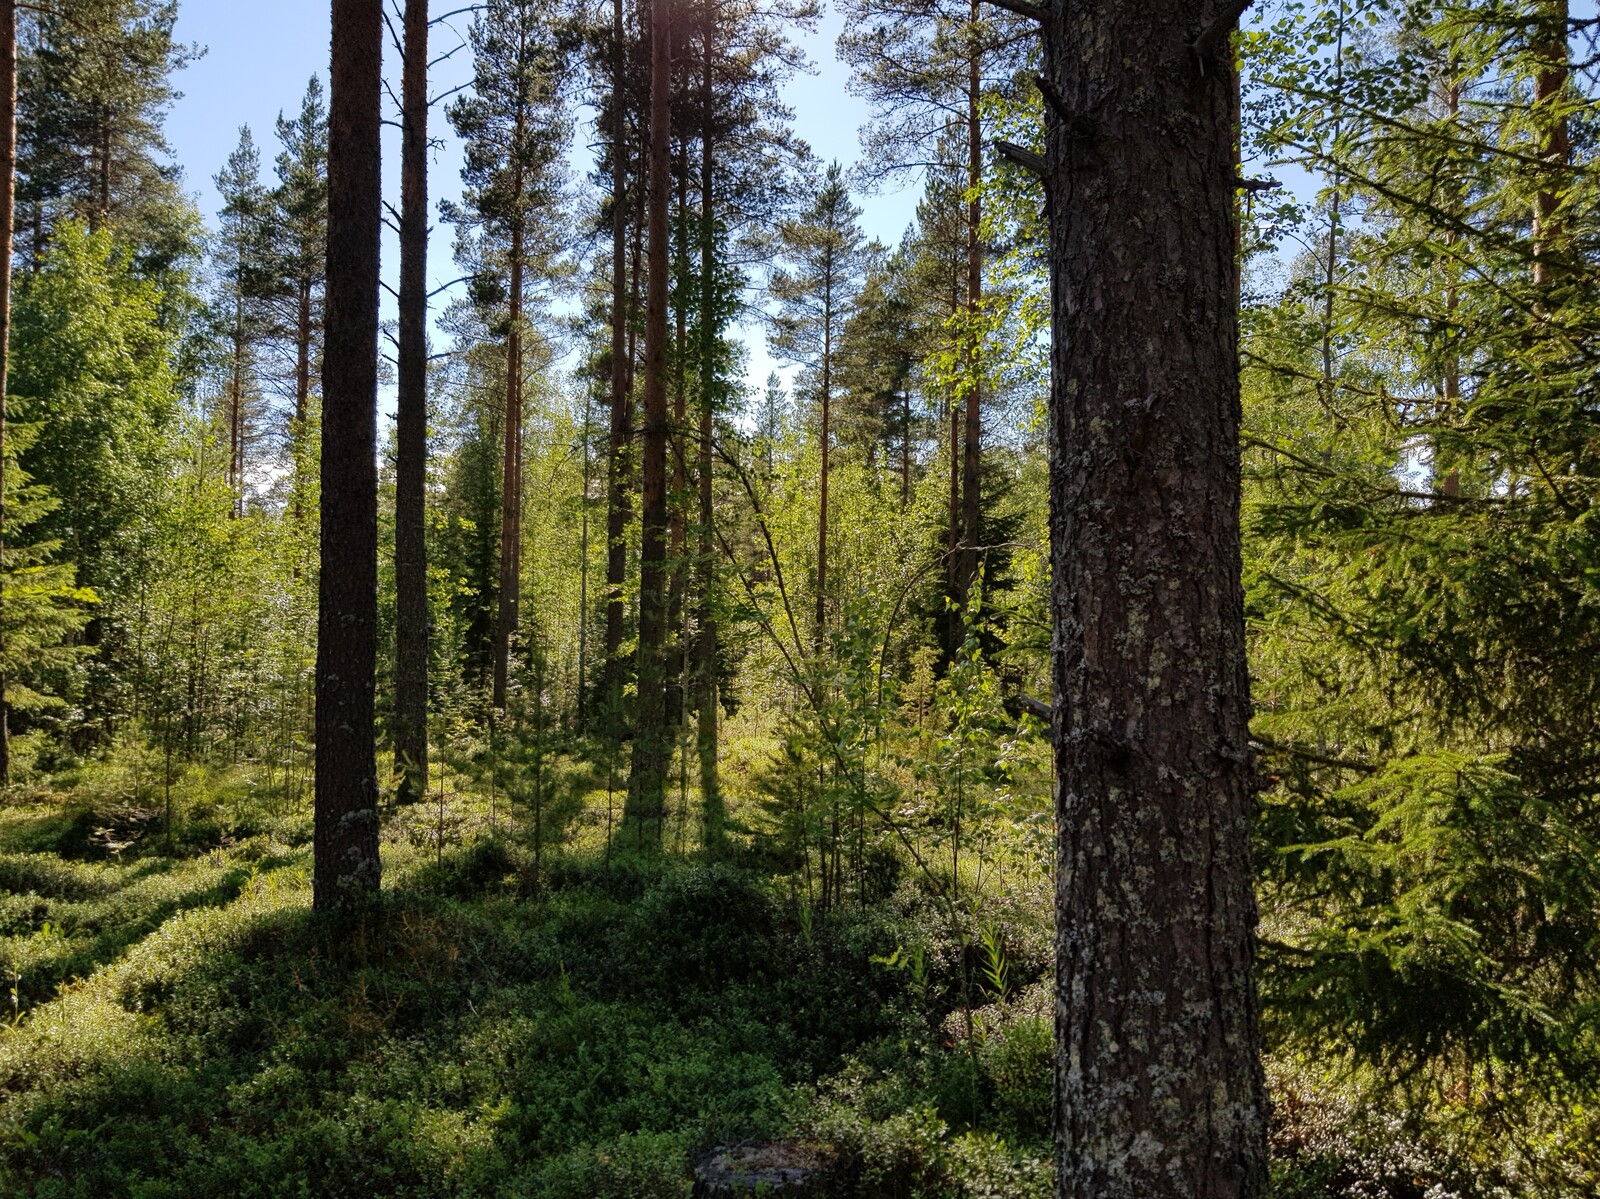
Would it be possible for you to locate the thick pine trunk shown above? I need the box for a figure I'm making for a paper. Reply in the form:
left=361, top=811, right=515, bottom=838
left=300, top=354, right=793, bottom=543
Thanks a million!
left=315, top=0, right=384, bottom=910
left=0, top=0, right=15, bottom=787
left=627, top=0, right=672, bottom=841
left=1045, top=3, right=1267, bottom=1194
left=393, top=0, right=429, bottom=803
left=602, top=0, right=633, bottom=730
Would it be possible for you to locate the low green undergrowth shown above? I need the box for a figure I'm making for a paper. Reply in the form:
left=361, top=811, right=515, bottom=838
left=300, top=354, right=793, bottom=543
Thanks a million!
left=0, top=759, right=1056, bottom=1198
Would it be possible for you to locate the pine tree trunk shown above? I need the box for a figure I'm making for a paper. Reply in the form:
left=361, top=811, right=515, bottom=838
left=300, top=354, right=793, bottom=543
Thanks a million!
left=1044, top=3, right=1267, bottom=1193
left=315, top=0, right=384, bottom=910
left=494, top=149, right=526, bottom=711
left=668, top=152, right=689, bottom=723
left=393, top=0, right=429, bottom=804
left=696, top=56, right=720, bottom=838
left=231, top=290, right=245, bottom=518
left=0, top=0, right=14, bottom=788
left=816, top=293, right=830, bottom=641
left=960, top=1, right=982, bottom=601
left=627, top=0, right=672, bottom=842
left=1531, top=0, right=1569, bottom=290
left=293, top=278, right=313, bottom=530
left=603, top=0, right=633, bottom=731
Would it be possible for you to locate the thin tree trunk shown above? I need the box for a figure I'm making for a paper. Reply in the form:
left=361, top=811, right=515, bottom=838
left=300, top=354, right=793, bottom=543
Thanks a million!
left=627, top=0, right=672, bottom=842
left=393, top=0, right=429, bottom=803
left=293, top=278, right=314, bottom=531
left=945, top=258, right=960, bottom=653
left=816, top=285, right=830, bottom=640
left=696, top=58, right=720, bottom=832
left=960, top=0, right=983, bottom=601
left=314, top=0, right=384, bottom=911
left=901, top=385, right=911, bottom=510
left=578, top=389, right=592, bottom=733
left=493, top=138, right=526, bottom=711
left=0, top=0, right=14, bottom=787
left=96, top=111, right=110, bottom=228
left=230, top=290, right=243, bottom=516
left=1532, top=0, right=1569, bottom=291
left=668, top=145, right=689, bottom=721
left=1045, top=2, right=1267, bottom=1193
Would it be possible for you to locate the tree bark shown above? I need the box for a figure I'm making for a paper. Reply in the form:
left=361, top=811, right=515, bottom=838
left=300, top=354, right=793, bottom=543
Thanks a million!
left=315, top=0, right=384, bottom=910
left=602, top=0, right=633, bottom=730
left=1531, top=0, right=1569, bottom=291
left=292, top=277, right=314, bottom=531
left=696, top=46, right=720, bottom=836
left=1045, top=2, right=1267, bottom=1194
left=0, top=0, right=15, bottom=787
left=668, top=144, right=689, bottom=721
left=393, top=0, right=429, bottom=803
left=816, top=277, right=830, bottom=640
left=627, top=0, right=672, bottom=842
left=493, top=86, right=527, bottom=712
left=960, top=0, right=983, bottom=601
left=230, top=289, right=245, bottom=517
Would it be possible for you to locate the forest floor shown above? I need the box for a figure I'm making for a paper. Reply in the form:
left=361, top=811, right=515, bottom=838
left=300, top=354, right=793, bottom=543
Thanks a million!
left=0, top=737, right=1490, bottom=1198
left=0, top=742, right=1057, bottom=1198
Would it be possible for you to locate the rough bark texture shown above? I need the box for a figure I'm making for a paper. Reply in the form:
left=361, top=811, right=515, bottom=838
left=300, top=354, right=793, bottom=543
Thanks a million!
left=602, top=0, right=633, bottom=729
left=314, top=0, right=383, bottom=910
left=393, top=0, right=429, bottom=803
left=1044, top=2, right=1267, bottom=1194
left=626, top=0, right=672, bottom=841
left=0, top=0, right=14, bottom=786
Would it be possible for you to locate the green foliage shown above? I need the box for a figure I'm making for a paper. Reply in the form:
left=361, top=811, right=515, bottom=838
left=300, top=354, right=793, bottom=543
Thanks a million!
left=11, top=221, right=177, bottom=604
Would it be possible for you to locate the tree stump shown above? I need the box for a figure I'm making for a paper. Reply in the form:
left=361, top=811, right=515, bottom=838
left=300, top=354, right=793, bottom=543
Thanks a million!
left=691, top=1142, right=839, bottom=1197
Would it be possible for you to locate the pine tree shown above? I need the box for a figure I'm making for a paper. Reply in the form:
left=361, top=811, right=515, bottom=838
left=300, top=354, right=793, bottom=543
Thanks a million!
left=271, top=77, right=329, bottom=540
left=315, top=0, right=384, bottom=910
left=17, top=0, right=198, bottom=276
left=627, top=0, right=674, bottom=841
left=839, top=0, right=1031, bottom=603
left=446, top=0, right=572, bottom=711
left=393, top=0, right=430, bottom=805
left=770, top=163, right=866, bottom=639
left=1041, top=0, right=1269, bottom=1192
left=212, top=127, right=273, bottom=518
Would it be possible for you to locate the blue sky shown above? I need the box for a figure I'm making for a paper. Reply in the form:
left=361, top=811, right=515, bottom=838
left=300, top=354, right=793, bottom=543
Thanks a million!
left=165, top=0, right=925, bottom=402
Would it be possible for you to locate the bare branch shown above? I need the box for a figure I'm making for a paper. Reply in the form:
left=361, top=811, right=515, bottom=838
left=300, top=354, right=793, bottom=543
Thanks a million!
left=983, top=0, right=1047, bottom=22
left=1192, top=0, right=1253, bottom=69
left=993, top=139, right=1046, bottom=179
